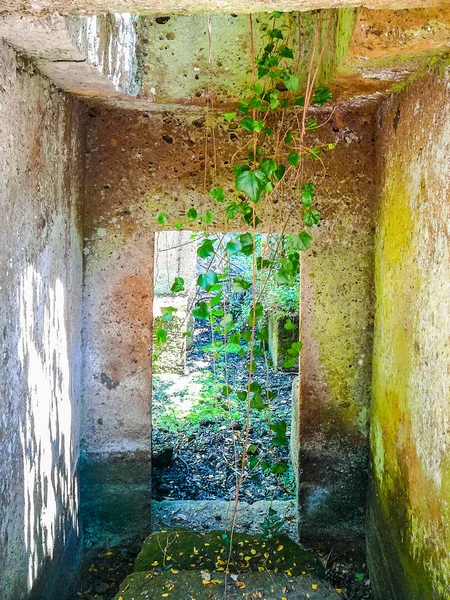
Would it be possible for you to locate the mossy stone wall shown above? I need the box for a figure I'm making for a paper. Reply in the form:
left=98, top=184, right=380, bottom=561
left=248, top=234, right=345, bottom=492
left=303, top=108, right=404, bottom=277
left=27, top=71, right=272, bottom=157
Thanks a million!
left=368, top=67, right=450, bottom=599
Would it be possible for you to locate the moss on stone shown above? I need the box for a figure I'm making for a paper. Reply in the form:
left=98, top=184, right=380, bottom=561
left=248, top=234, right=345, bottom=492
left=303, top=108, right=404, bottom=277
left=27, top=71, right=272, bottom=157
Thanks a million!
left=134, top=530, right=324, bottom=577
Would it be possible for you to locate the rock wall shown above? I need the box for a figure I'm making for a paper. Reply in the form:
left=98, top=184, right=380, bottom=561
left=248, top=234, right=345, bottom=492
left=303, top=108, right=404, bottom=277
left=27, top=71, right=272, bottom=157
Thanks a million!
left=0, top=42, right=86, bottom=599
left=368, top=66, right=450, bottom=599
left=85, top=102, right=376, bottom=544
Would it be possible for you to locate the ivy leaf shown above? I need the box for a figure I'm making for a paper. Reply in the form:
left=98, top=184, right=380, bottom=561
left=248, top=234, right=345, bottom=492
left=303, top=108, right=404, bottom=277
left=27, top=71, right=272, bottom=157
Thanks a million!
left=271, top=461, right=288, bottom=474
left=291, top=231, right=313, bottom=251
left=233, top=277, right=251, bottom=292
left=305, top=117, right=319, bottom=131
left=187, top=208, right=198, bottom=220
left=284, top=130, right=293, bottom=145
left=257, top=257, right=271, bottom=270
left=197, top=271, right=218, bottom=291
left=209, top=187, right=225, bottom=202
left=248, top=444, right=258, bottom=455
left=161, top=306, right=177, bottom=322
left=248, top=302, right=264, bottom=327
left=292, top=95, right=305, bottom=107
left=276, top=267, right=295, bottom=285
left=279, top=46, right=294, bottom=59
left=309, top=147, right=322, bottom=160
left=288, top=152, right=299, bottom=166
left=237, top=391, right=247, bottom=401
left=222, top=385, right=232, bottom=396
left=192, top=301, right=210, bottom=320
left=221, top=313, right=234, bottom=332
left=284, top=319, right=297, bottom=331
left=157, top=213, right=167, bottom=225
left=240, top=117, right=265, bottom=134
left=197, top=238, right=216, bottom=258
left=226, top=202, right=239, bottom=220
left=312, top=86, right=333, bottom=105
left=236, top=169, right=268, bottom=203
left=257, top=326, right=269, bottom=341
left=270, top=28, right=283, bottom=39
left=155, top=328, right=167, bottom=343
left=284, top=358, right=297, bottom=368
left=223, top=112, right=237, bottom=122
left=270, top=420, right=287, bottom=447
left=301, top=182, right=316, bottom=207
left=226, top=238, right=242, bottom=255
left=285, top=74, right=299, bottom=91
left=239, top=233, right=254, bottom=256
left=303, top=209, right=321, bottom=226
left=200, top=211, right=215, bottom=224
left=210, top=291, right=222, bottom=307
left=171, top=277, right=185, bottom=293
left=250, top=393, right=267, bottom=410
left=228, top=332, right=241, bottom=345
left=287, top=341, right=303, bottom=356
left=273, top=165, right=286, bottom=182
left=249, top=456, right=259, bottom=470
left=259, top=158, right=277, bottom=177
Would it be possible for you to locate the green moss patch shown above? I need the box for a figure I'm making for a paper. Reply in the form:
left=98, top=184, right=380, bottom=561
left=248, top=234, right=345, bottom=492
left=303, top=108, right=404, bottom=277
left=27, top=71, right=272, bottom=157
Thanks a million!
left=134, top=530, right=323, bottom=577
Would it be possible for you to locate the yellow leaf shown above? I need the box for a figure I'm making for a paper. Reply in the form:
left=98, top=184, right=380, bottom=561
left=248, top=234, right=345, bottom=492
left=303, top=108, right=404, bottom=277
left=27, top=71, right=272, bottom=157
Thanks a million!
left=152, top=561, right=159, bottom=567
left=106, top=551, right=114, bottom=556
left=162, top=595, right=169, bottom=598
left=251, top=549, right=257, bottom=555
left=244, top=556, right=251, bottom=561
left=312, top=584, right=318, bottom=590
left=257, top=566, right=265, bottom=572
left=336, top=589, right=343, bottom=594
left=277, top=545, right=284, bottom=551
left=264, top=553, right=269, bottom=559
left=179, top=552, right=184, bottom=556
left=171, top=569, right=179, bottom=574
left=236, top=581, right=246, bottom=589
left=166, top=556, right=172, bottom=561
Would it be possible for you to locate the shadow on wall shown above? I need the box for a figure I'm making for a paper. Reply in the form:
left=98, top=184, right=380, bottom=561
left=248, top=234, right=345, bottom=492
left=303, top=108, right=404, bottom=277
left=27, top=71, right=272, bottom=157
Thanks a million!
left=12, top=265, right=80, bottom=598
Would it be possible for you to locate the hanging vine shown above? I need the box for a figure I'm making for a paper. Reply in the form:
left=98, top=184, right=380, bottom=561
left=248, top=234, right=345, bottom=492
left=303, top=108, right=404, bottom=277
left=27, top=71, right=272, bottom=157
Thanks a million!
left=155, top=8, right=335, bottom=546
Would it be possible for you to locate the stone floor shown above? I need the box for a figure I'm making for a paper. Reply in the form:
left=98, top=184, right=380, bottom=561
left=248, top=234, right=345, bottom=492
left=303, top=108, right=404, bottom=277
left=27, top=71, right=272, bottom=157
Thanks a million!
left=152, top=499, right=298, bottom=541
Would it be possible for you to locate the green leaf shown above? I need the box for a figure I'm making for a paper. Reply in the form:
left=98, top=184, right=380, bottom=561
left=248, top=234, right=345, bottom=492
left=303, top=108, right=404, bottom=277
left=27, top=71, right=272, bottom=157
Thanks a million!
left=209, top=187, right=225, bottom=202
left=222, top=385, right=232, bottom=396
left=270, top=28, right=283, bottom=39
left=157, top=213, right=167, bottom=225
left=239, top=233, right=254, bottom=256
left=312, top=86, right=332, bottom=105
left=283, top=358, right=297, bottom=368
left=287, top=341, right=303, bottom=356
left=309, top=147, right=322, bottom=160
left=284, top=319, right=297, bottom=331
left=248, top=456, right=259, bottom=470
left=279, top=46, right=294, bottom=59
left=355, top=573, right=365, bottom=582
left=271, top=461, right=288, bottom=474
left=250, top=393, right=267, bottom=410
left=257, top=326, right=269, bottom=342
left=273, top=164, right=286, bottom=182
left=237, top=391, right=247, bottom=401
left=248, top=444, right=258, bottom=455
left=291, top=231, right=313, bottom=251
left=288, top=152, right=299, bottom=166
left=285, top=74, right=299, bottom=91
left=259, top=158, right=277, bottom=177
left=210, top=291, right=222, bottom=307
left=187, top=207, right=198, bottom=220
left=171, top=277, right=185, bottom=293
left=276, top=267, right=295, bottom=285
left=192, top=301, right=210, bottom=320
left=328, top=143, right=336, bottom=150
left=197, top=238, right=216, bottom=258
left=175, top=222, right=183, bottom=230
left=155, top=328, right=167, bottom=343
left=240, top=116, right=265, bottom=134
left=233, top=277, right=251, bottom=293
left=305, top=117, right=319, bottom=131
left=248, top=302, right=264, bottom=327
left=200, top=211, right=215, bottom=224
left=264, top=126, right=274, bottom=136
left=228, top=332, right=241, bottom=345
left=197, top=271, right=218, bottom=291
left=223, top=112, right=237, bottom=122
left=235, top=169, right=269, bottom=204
left=221, top=313, right=234, bottom=332
left=301, top=182, right=316, bottom=207
left=284, top=130, right=293, bottom=145
left=292, top=95, right=305, bottom=107
left=226, top=238, right=242, bottom=255
left=257, top=257, right=271, bottom=270
left=226, top=202, right=239, bottom=220
left=303, top=209, right=321, bottom=226
left=161, top=306, right=177, bottom=322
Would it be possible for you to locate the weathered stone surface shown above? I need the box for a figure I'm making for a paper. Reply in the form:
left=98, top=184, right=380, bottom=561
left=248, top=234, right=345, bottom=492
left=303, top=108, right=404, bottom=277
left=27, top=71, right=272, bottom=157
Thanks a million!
left=0, top=42, right=86, bottom=599
left=368, top=65, right=450, bottom=600
left=80, top=454, right=152, bottom=548
left=152, top=499, right=298, bottom=540
left=0, top=0, right=447, bottom=17
left=113, top=569, right=341, bottom=600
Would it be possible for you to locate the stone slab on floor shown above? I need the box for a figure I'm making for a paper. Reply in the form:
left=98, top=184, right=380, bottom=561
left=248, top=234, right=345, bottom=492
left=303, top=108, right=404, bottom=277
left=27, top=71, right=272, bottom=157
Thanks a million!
left=152, top=499, right=298, bottom=541
left=112, top=570, right=341, bottom=600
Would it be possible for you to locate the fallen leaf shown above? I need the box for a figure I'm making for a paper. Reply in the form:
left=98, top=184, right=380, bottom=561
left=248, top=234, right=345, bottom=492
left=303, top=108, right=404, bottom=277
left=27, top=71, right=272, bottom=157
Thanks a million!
left=312, top=584, right=318, bottom=590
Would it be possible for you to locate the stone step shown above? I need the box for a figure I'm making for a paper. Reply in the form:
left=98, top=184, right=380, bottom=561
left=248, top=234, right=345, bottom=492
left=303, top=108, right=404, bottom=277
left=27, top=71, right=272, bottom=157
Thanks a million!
left=134, top=530, right=322, bottom=577
left=152, top=499, right=298, bottom=541
left=112, top=569, right=342, bottom=599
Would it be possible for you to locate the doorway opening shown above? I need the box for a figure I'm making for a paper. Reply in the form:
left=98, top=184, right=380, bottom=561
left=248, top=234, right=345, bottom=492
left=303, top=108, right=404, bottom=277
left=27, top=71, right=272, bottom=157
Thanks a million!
left=151, top=230, right=299, bottom=539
